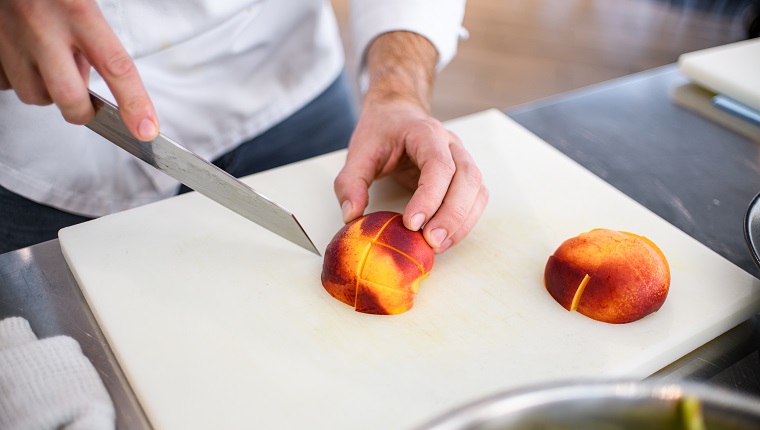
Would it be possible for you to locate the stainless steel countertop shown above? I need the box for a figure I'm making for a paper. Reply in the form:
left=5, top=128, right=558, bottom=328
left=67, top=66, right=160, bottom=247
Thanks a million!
left=1, top=65, right=759, bottom=429
left=0, top=240, right=150, bottom=429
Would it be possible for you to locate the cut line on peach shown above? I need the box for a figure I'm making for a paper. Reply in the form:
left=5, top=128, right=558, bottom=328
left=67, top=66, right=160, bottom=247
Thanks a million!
left=571, top=274, right=591, bottom=311
left=321, top=211, right=435, bottom=315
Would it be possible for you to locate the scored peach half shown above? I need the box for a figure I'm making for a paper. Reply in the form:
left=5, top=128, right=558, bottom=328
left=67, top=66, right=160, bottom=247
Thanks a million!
left=544, top=228, right=670, bottom=324
left=321, top=211, right=434, bottom=315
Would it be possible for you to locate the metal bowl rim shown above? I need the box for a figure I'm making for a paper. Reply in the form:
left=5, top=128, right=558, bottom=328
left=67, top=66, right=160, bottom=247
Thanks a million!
left=417, top=378, right=760, bottom=430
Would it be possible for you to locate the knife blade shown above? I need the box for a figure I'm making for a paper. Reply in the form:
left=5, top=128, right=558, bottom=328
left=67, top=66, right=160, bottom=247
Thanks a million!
left=86, top=90, right=320, bottom=256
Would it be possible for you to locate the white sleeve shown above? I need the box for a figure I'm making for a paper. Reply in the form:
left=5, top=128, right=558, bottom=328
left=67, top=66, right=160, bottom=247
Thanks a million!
left=349, top=0, right=468, bottom=87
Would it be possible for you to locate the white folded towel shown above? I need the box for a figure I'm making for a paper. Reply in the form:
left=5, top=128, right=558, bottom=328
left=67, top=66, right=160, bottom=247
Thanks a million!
left=0, top=317, right=115, bottom=430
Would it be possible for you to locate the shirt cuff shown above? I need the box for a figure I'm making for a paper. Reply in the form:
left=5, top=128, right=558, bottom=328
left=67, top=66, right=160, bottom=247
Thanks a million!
left=350, top=0, right=467, bottom=92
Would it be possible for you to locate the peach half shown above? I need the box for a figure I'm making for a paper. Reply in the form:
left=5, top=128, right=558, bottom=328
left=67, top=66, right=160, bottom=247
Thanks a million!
left=321, top=211, right=434, bottom=315
left=544, top=229, right=670, bottom=324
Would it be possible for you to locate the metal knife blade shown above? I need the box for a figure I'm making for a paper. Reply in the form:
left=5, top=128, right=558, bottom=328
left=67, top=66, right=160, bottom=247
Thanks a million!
left=86, top=90, right=320, bottom=256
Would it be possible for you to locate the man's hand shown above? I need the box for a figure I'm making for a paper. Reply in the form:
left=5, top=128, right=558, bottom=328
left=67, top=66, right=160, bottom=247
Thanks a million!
left=0, top=0, right=158, bottom=141
left=334, top=31, right=488, bottom=253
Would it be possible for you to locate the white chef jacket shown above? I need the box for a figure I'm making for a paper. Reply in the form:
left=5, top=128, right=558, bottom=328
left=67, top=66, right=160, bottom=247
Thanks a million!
left=0, top=0, right=465, bottom=217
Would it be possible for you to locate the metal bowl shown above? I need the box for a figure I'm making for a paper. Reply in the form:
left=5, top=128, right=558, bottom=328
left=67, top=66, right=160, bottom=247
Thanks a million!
left=417, top=380, right=760, bottom=430
left=744, top=191, right=760, bottom=271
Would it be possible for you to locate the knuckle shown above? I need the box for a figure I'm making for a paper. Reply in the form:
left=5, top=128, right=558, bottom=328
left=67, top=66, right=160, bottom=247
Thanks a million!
left=481, top=183, right=490, bottom=203
left=120, top=94, right=147, bottom=114
left=9, top=0, right=35, bottom=18
left=49, top=81, right=91, bottom=123
left=52, top=81, right=83, bottom=105
left=424, top=119, right=448, bottom=140
left=430, top=154, right=456, bottom=177
left=418, top=181, right=448, bottom=203
left=462, top=162, right=483, bottom=187
left=60, top=101, right=93, bottom=124
left=102, top=51, right=136, bottom=79
left=60, top=0, right=96, bottom=19
left=333, top=170, right=349, bottom=191
left=35, top=94, right=53, bottom=105
left=447, top=204, right=468, bottom=226
left=448, top=130, right=463, bottom=145
left=409, top=116, right=446, bottom=140
left=16, top=87, right=52, bottom=105
left=450, top=144, right=483, bottom=188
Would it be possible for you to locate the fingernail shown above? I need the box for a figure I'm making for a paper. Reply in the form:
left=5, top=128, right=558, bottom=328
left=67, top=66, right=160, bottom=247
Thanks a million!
left=431, top=228, right=447, bottom=247
left=410, top=213, right=425, bottom=231
left=438, top=239, right=453, bottom=253
left=341, top=200, right=352, bottom=222
left=138, top=118, right=157, bottom=141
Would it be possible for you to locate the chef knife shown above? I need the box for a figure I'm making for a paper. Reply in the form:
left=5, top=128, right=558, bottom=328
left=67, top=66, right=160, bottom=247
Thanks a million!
left=85, top=90, right=320, bottom=256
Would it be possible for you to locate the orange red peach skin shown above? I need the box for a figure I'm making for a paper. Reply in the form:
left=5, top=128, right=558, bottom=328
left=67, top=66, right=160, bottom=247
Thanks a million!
left=321, top=211, right=434, bottom=315
left=544, top=229, right=671, bottom=324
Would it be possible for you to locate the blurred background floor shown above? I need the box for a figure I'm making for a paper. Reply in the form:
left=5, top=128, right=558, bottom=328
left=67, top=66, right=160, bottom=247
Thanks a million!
left=332, top=0, right=760, bottom=120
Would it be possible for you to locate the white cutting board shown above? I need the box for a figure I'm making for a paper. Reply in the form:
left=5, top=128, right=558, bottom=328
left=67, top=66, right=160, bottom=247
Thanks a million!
left=59, top=110, right=760, bottom=430
left=678, top=38, right=760, bottom=112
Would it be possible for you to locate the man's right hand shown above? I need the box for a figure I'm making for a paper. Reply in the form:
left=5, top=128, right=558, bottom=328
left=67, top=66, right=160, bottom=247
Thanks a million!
left=0, top=0, right=159, bottom=141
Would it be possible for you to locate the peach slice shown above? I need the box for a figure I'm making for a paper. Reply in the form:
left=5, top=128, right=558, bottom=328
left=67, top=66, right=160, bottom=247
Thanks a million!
left=321, top=211, right=434, bottom=315
left=544, top=229, right=670, bottom=324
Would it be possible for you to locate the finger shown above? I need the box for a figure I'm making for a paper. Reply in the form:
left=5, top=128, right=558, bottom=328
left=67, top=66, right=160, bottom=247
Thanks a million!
left=333, top=151, right=378, bottom=223
left=74, top=51, right=91, bottom=86
left=420, top=137, right=484, bottom=251
left=0, top=9, right=50, bottom=105
left=37, top=44, right=93, bottom=124
left=0, top=63, right=9, bottom=90
left=402, top=132, right=456, bottom=232
left=5, top=59, right=51, bottom=105
left=75, top=13, right=158, bottom=141
left=434, top=184, right=489, bottom=253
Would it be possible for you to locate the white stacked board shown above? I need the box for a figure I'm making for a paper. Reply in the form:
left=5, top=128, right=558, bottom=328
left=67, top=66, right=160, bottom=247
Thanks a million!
left=678, top=38, right=760, bottom=112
